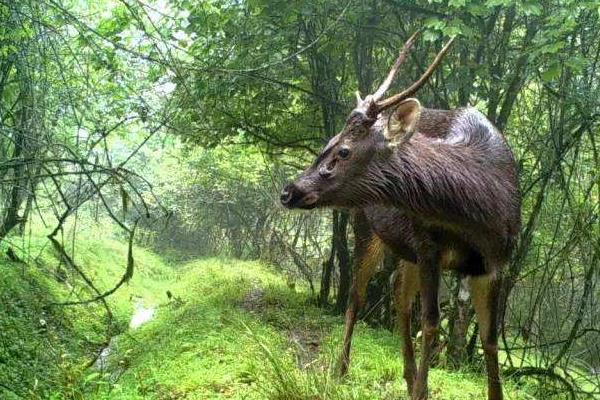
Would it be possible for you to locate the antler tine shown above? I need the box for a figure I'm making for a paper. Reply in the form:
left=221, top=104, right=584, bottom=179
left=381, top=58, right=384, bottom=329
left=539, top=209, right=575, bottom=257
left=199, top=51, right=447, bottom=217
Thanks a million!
left=376, top=37, right=455, bottom=111
left=355, top=90, right=363, bottom=104
left=371, top=30, right=421, bottom=101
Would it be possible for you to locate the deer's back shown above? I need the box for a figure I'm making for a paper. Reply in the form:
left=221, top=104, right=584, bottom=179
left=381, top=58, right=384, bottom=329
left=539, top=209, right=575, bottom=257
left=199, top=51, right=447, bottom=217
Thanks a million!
left=386, top=107, right=521, bottom=264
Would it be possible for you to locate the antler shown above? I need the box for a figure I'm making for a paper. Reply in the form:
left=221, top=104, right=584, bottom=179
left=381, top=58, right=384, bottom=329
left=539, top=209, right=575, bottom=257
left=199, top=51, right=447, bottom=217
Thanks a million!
left=376, top=37, right=455, bottom=111
left=365, top=33, right=455, bottom=116
left=371, top=30, right=421, bottom=101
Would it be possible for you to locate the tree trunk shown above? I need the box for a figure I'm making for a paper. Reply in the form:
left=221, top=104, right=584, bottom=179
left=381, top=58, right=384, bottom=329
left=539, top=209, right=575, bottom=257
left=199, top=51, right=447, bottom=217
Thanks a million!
left=301, top=15, right=347, bottom=308
left=334, top=210, right=351, bottom=314
left=0, top=65, right=31, bottom=243
left=446, top=276, right=473, bottom=368
left=319, top=211, right=337, bottom=307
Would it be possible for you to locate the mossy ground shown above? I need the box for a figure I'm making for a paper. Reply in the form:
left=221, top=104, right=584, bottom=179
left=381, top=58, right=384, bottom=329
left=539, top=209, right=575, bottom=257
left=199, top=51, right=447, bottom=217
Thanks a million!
left=1, top=234, right=530, bottom=399
left=0, top=232, right=172, bottom=399
left=81, top=258, right=527, bottom=400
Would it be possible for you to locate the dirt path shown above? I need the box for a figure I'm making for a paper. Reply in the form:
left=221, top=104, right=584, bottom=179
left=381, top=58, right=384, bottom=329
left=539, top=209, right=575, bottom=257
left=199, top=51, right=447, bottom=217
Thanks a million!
left=240, top=283, right=323, bottom=370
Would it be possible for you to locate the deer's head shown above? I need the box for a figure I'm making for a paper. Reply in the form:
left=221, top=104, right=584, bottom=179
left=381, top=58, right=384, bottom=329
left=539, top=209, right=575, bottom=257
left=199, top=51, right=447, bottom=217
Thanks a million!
left=281, top=33, right=454, bottom=209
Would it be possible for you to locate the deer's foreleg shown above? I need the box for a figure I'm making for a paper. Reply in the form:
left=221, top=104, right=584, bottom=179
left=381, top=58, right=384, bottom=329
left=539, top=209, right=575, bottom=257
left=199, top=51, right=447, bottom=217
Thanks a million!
left=394, top=260, right=420, bottom=394
left=470, top=272, right=503, bottom=400
left=412, top=246, right=441, bottom=400
left=337, top=228, right=384, bottom=377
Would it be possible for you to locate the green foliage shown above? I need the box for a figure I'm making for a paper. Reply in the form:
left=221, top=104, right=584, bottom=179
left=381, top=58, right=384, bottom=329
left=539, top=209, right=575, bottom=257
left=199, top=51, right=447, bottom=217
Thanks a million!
left=96, top=5, right=131, bottom=38
left=132, top=138, right=297, bottom=258
left=1, top=0, right=599, bottom=398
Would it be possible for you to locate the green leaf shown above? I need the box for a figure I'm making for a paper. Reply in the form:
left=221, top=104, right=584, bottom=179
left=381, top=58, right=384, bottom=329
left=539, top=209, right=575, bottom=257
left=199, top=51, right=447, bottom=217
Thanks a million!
left=522, top=2, right=542, bottom=16
left=96, top=5, right=131, bottom=38
left=424, top=17, right=447, bottom=31
left=541, top=64, right=561, bottom=82
left=485, top=0, right=513, bottom=7
left=423, top=30, right=440, bottom=43
left=449, top=0, right=467, bottom=7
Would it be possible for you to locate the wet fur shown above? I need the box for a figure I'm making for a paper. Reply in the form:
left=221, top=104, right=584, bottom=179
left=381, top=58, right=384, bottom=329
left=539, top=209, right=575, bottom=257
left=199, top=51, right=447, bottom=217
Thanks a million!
left=349, top=107, right=520, bottom=269
left=283, top=102, right=520, bottom=400
left=362, top=205, right=486, bottom=276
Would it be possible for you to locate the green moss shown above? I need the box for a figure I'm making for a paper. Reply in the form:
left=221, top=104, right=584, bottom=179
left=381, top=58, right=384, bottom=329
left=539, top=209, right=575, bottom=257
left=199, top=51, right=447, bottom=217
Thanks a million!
left=1, top=237, right=527, bottom=400
left=0, top=232, right=173, bottom=399
left=86, top=258, right=525, bottom=400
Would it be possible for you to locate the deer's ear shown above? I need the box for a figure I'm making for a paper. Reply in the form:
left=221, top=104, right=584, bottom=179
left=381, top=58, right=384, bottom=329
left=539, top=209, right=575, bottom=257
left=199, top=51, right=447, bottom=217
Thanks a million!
left=385, top=98, right=421, bottom=148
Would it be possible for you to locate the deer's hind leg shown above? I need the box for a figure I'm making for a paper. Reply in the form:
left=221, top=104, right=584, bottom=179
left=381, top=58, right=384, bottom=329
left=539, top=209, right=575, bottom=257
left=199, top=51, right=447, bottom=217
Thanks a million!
left=337, top=213, right=384, bottom=376
left=469, top=272, right=503, bottom=400
left=394, top=261, right=420, bottom=395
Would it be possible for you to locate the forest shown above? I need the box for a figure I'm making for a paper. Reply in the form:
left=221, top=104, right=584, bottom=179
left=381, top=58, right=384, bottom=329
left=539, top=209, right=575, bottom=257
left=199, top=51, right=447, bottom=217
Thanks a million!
left=0, top=0, right=599, bottom=399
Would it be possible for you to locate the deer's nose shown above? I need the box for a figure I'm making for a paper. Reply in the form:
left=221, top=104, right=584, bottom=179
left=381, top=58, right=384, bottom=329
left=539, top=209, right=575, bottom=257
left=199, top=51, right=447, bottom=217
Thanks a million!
left=319, top=166, right=333, bottom=179
left=280, top=184, right=294, bottom=206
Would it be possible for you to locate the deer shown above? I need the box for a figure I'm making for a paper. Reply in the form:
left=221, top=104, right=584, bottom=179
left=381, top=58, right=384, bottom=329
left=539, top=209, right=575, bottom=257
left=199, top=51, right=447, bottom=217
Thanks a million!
left=280, top=32, right=521, bottom=400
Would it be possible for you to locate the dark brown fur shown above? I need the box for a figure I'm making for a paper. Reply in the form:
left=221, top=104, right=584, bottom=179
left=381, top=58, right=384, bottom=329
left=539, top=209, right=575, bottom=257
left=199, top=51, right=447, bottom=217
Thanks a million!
left=281, top=103, right=520, bottom=400
left=363, top=205, right=486, bottom=275
left=282, top=106, right=520, bottom=264
left=369, top=108, right=519, bottom=262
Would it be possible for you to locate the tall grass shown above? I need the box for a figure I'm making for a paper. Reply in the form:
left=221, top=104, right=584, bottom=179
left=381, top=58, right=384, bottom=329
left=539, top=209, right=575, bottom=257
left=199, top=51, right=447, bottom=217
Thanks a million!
left=244, top=321, right=346, bottom=400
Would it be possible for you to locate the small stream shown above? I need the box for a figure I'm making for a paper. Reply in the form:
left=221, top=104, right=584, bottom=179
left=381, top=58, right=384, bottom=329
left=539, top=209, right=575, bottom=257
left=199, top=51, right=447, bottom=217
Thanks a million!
left=129, top=302, right=156, bottom=329
left=94, top=301, right=156, bottom=371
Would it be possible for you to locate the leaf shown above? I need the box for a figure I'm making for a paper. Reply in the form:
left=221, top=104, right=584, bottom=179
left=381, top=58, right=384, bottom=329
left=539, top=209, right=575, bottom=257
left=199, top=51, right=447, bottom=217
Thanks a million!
left=541, top=64, right=561, bottom=82
left=84, top=372, right=100, bottom=384
left=424, top=17, right=447, bottom=31
left=522, top=2, right=542, bottom=16
left=443, top=19, right=467, bottom=37
left=96, top=5, right=131, bottom=38
left=449, top=0, right=467, bottom=8
left=423, top=30, right=440, bottom=43
left=485, top=0, right=513, bottom=7
left=443, top=25, right=463, bottom=37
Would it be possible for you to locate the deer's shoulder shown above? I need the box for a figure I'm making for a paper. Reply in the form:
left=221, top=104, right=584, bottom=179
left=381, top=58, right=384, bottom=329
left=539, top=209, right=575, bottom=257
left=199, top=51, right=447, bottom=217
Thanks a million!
left=418, top=107, right=501, bottom=146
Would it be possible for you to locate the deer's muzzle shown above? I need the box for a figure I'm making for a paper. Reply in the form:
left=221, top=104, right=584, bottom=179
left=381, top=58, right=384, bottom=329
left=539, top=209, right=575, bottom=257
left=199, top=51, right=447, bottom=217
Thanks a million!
left=280, top=183, right=319, bottom=209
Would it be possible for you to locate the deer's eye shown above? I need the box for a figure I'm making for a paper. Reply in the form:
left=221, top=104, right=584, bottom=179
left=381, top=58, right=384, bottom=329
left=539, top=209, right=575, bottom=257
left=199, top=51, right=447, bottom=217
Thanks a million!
left=338, top=148, right=350, bottom=159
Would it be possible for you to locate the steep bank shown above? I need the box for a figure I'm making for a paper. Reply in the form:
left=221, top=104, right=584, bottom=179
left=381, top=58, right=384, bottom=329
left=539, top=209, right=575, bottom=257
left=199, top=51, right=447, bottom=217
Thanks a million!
left=0, top=234, right=174, bottom=399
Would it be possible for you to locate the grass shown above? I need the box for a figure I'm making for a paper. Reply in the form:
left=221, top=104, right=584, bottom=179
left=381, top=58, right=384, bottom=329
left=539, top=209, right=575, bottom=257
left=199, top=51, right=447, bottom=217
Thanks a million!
left=0, top=231, right=532, bottom=399
left=0, top=231, right=173, bottom=399
left=84, top=258, right=527, bottom=400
